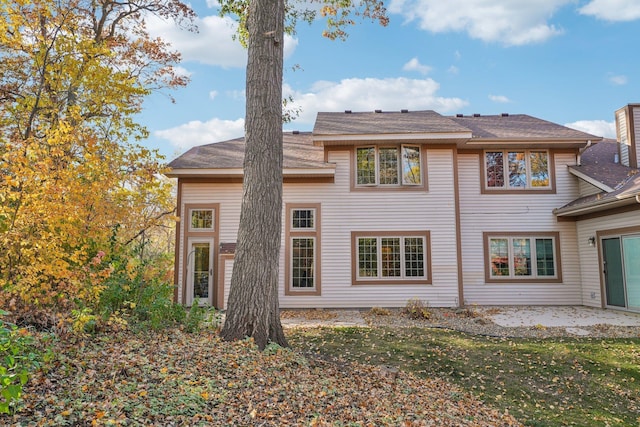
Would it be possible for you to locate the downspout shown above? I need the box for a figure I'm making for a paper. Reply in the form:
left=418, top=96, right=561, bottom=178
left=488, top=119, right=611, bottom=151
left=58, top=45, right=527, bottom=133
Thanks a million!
left=577, top=140, right=592, bottom=166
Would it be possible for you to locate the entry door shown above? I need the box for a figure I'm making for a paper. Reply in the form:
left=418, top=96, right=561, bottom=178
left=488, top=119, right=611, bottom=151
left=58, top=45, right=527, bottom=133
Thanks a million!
left=187, top=238, right=214, bottom=306
left=602, top=238, right=626, bottom=307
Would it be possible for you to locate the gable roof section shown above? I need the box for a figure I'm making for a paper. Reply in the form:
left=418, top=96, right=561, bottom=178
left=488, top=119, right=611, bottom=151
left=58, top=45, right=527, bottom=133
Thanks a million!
left=165, top=132, right=334, bottom=178
left=313, top=110, right=472, bottom=145
left=554, top=140, right=640, bottom=217
left=313, top=110, right=600, bottom=148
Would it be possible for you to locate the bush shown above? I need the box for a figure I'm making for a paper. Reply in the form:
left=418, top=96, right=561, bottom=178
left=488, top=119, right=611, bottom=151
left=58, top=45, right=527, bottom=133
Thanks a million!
left=403, top=298, right=432, bottom=320
left=0, top=311, right=42, bottom=414
left=369, top=307, right=391, bottom=316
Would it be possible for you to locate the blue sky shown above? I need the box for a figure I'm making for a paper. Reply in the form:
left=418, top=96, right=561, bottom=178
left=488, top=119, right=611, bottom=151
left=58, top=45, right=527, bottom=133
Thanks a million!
left=138, top=0, right=640, bottom=160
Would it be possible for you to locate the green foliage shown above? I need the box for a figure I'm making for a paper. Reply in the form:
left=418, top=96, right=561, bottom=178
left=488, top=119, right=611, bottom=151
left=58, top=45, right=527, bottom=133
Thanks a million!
left=403, top=298, right=432, bottom=320
left=0, top=311, right=41, bottom=414
left=97, top=241, right=185, bottom=332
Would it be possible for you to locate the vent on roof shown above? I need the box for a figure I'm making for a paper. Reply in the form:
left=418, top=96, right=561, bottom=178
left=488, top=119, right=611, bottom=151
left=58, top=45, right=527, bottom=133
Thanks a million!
left=501, top=113, right=509, bottom=117
left=344, top=110, right=352, bottom=114
left=401, top=109, right=409, bottom=113
left=292, top=130, right=300, bottom=134
left=375, top=109, right=382, bottom=113
left=456, top=114, right=463, bottom=118
left=473, top=113, right=480, bottom=117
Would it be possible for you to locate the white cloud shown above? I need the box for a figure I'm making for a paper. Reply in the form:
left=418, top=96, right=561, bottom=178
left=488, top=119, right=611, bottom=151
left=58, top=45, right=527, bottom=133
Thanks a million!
left=155, top=118, right=245, bottom=151
left=388, top=0, right=570, bottom=45
left=489, top=94, right=511, bottom=103
left=579, top=0, right=640, bottom=21
left=402, top=57, right=433, bottom=75
left=448, top=65, right=460, bottom=74
left=564, top=120, right=616, bottom=138
left=284, top=77, right=468, bottom=124
left=173, top=66, right=193, bottom=78
left=209, top=90, right=219, bottom=100
left=609, top=74, right=628, bottom=85
left=145, top=14, right=298, bottom=68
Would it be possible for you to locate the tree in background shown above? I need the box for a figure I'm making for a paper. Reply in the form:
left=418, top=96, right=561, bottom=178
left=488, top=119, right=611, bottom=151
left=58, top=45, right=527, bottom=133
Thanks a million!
left=0, top=0, right=194, bottom=321
left=219, top=0, right=388, bottom=349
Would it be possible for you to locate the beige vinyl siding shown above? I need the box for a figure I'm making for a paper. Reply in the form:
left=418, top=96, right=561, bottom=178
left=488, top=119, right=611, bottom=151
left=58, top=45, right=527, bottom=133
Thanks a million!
left=633, top=106, right=640, bottom=167
left=616, top=109, right=630, bottom=167
left=576, top=210, right=640, bottom=308
left=458, top=151, right=582, bottom=305
left=579, top=180, right=602, bottom=197
left=178, top=148, right=460, bottom=308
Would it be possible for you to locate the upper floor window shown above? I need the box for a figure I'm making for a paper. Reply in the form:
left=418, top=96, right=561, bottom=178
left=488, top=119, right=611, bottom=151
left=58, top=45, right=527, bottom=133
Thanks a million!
left=291, top=208, right=316, bottom=230
left=189, top=209, right=214, bottom=231
left=356, top=145, right=422, bottom=187
left=485, top=150, right=550, bottom=190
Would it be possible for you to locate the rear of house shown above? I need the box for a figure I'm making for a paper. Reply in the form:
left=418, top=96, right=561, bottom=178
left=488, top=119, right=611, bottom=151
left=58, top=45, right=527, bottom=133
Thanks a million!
left=166, top=105, right=640, bottom=313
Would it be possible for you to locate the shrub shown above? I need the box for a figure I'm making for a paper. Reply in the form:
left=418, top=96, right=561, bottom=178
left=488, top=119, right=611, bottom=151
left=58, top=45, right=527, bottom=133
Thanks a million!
left=0, top=311, right=41, bottom=414
left=403, top=298, right=431, bottom=320
left=369, top=307, right=391, bottom=316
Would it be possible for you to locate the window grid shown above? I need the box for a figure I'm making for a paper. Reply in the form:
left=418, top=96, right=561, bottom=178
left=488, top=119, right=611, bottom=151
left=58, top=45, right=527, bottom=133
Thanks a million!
left=190, top=209, right=214, bottom=230
left=356, top=145, right=422, bottom=187
left=291, top=238, right=315, bottom=289
left=489, top=236, right=557, bottom=279
left=357, top=236, right=426, bottom=280
left=292, top=209, right=315, bottom=230
left=485, top=150, right=550, bottom=190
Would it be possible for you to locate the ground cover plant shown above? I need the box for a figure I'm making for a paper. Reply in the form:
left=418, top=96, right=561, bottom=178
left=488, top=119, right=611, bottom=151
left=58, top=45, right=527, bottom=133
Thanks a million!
left=5, top=329, right=519, bottom=426
left=288, top=326, right=640, bottom=427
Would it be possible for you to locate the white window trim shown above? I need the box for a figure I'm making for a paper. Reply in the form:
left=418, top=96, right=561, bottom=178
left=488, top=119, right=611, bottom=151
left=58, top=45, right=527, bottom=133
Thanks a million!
left=188, top=208, right=215, bottom=232
left=356, top=235, right=427, bottom=281
left=487, top=235, right=558, bottom=280
left=290, top=208, right=317, bottom=231
left=355, top=145, right=423, bottom=187
left=290, top=236, right=317, bottom=291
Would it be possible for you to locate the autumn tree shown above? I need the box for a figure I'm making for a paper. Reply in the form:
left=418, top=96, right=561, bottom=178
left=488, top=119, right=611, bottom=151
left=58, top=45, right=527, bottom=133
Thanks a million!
left=0, top=0, right=194, bottom=319
left=219, top=0, right=388, bottom=349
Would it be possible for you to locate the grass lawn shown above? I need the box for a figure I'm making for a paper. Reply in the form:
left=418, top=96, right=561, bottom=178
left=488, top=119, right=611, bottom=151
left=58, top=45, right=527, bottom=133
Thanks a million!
left=288, top=326, right=640, bottom=427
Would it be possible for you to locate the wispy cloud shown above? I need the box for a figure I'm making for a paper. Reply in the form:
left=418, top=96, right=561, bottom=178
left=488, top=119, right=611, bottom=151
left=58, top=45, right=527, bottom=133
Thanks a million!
left=388, top=0, right=570, bottom=45
left=489, top=94, right=511, bottom=103
left=155, top=118, right=245, bottom=151
left=579, top=0, right=640, bottom=21
left=402, top=57, right=433, bottom=75
left=609, top=74, right=628, bottom=85
left=565, top=120, right=616, bottom=138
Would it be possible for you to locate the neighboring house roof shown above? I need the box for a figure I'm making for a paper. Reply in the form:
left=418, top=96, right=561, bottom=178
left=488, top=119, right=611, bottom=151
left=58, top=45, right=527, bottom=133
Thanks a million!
left=165, top=132, right=334, bottom=178
left=554, top=140, right=640, bottom=217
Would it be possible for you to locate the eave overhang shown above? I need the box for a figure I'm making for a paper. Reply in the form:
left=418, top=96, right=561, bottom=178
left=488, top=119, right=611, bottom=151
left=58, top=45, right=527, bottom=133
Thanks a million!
left=553, top=193, right=640, bottom=217
left=313, top=131, right=473, bottom=146
left=164, top=166, right=336, bottom=179
left=567, top=168, right=615, bottom=193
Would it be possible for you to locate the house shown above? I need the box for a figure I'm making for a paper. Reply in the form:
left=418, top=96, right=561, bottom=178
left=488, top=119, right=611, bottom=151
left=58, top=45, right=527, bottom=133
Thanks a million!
left=165, top=105, right=640, bottom=313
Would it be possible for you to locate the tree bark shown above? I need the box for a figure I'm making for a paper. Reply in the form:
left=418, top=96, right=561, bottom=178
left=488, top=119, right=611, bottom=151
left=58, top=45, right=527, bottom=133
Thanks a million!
left=220, top=0, right=288, bottom=350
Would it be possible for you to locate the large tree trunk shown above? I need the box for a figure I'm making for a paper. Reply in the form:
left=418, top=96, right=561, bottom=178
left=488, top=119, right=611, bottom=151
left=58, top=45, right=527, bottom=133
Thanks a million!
left=220, top=0, right=287, bottom=350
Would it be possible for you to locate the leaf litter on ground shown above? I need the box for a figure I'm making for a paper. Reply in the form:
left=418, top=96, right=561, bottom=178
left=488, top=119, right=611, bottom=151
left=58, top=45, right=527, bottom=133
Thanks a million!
left=7, top=329, right=521, bottom=426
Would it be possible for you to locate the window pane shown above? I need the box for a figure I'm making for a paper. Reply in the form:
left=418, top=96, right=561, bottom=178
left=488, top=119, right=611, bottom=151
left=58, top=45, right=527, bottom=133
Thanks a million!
left=356, top=147, right=376, bottom=185
left=486, top=152, right=504, bottom=188
left=292, top=209, right=314, bottom=229
left=513, top=238, right=532, bottom=276
left=404, top=237, right=425, bottom=277
left=508, top=152, right=526, bottom=188
left=292, top=238, right=314, bottom=288
left=358, top=238, right=378, bottom=277
left=192, top=243, right=210, bottom=298
left=191, top=210, right=213, bottom=230
left=402, top=146, right=421, bottom=185
left=381, top=238, right=401, bottom=277
left=530, top=151, right=550, bottom=187
left=379, top=147, right=399, bottom=185
left=535, top=238, right=555, bottom=276
left=490, top=239, right=510, bottom=276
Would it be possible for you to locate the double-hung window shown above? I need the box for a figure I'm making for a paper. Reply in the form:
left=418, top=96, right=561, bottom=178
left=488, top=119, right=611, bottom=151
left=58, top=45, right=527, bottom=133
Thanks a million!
left=352, top=232, right=431, bottom=285
left=356, top=145, right=422, bottom=187
left=484, top=150, right=551, bottom=190
left=286, top=205, right=321, bottom=295
left=485, top=233, right=561, bottom=282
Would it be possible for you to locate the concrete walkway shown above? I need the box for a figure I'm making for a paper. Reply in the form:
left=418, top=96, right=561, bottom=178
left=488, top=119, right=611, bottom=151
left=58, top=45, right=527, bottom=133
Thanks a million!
left=485, top=305, right=640, bottom=327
